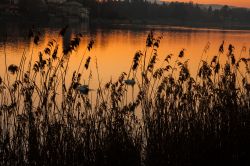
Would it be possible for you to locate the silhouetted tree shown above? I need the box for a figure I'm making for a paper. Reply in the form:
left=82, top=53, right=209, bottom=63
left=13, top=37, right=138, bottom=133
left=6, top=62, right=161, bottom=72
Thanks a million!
left=83, top=1, right=250, bottom=26
left=0, top=0, right=10, bottom=4
left=18, top=0, right=46, bottom=15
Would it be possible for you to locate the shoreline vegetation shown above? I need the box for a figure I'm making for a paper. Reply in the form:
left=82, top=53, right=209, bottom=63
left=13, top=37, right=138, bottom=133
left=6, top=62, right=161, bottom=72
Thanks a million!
left=2, top=15, right=250, bottom=31
left=1, top=27, right=250, bottom=165
left=2, top=17, right=250, bottom=32
left=90, top=19, right=250, bottom=30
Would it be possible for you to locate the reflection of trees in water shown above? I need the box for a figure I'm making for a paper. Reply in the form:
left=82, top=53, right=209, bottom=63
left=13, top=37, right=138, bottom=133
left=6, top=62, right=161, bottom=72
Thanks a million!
left=62, top=26, right=72, bottom=52
left=62, top=25, right=89, bottom=51
left=0, top=22, right=89, bottom=45
left=0, top=22, right=33, bottom=49
left=97, top=30, right=109, bottom=49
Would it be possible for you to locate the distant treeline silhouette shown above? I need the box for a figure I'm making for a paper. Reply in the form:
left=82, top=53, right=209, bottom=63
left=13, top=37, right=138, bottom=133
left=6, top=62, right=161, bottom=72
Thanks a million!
left=84, top=0, right=250, bottom=26
left=1, top=0, right=250, bottom=26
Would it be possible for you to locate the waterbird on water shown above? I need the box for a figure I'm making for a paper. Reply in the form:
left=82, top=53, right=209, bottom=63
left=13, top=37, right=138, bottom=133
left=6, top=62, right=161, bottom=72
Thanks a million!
left=124, top=79, right=136, bottom=86
left=77, top=85, right=93, bottom=95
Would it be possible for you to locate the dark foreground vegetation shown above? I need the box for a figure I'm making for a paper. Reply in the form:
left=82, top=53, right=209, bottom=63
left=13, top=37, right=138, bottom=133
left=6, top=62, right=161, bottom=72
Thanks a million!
left=1, top=28, right=250, bottom=165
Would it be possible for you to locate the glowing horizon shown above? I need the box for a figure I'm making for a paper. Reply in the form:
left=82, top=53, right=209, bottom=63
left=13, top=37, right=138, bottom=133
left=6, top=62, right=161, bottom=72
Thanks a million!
left=162, top=0, right=250, bottom=8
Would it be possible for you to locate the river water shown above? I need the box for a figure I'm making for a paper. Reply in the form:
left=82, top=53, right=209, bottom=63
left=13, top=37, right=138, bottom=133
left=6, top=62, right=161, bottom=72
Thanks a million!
left=0, top=22, right=250, bottom=92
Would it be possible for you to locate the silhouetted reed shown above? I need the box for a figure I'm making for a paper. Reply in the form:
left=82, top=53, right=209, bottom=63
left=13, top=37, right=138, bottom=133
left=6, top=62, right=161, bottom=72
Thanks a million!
left=1, top=29, right=250, bottom=166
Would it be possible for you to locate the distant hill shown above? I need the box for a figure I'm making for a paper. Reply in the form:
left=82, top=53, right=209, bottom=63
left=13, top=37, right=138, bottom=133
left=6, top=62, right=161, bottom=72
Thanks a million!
left=197, top=3, right=249, bottom=10
left=198, top=4, right=244, bottom=10
left=148, top=0, right=250, bottom=10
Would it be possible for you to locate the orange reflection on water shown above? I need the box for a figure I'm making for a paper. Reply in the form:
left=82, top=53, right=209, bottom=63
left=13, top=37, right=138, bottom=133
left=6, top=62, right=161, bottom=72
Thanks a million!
left=0, top=26, right=250, bottom=90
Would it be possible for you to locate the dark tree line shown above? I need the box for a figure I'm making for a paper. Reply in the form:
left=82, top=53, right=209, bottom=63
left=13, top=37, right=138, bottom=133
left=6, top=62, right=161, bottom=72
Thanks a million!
left=0, top=0, right=10, bottom=4
left=18, top=0, right=45, bottom=14
left=1, top=0, right=250, bottom=25
left=79, top=0, right=250, bottom=25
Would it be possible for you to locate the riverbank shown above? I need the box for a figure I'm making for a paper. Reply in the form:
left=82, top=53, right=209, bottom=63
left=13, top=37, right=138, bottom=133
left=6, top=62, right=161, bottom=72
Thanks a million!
left=90, top=18, right=250, bottom=30
left=1, top=14, right=250, bottom=31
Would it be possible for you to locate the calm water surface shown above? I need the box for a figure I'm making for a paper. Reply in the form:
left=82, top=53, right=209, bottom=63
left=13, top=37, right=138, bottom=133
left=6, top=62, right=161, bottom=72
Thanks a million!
left=0, top=23, right=250, bottom=90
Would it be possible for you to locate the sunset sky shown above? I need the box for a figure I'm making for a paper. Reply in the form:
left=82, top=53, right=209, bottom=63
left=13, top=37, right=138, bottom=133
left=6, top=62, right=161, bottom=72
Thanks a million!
left=163, top=0, right=250, bottom=8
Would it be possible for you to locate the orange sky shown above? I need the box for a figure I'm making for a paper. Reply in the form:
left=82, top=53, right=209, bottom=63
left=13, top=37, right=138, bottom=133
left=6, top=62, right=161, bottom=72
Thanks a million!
left=163, top=0, right=250, bottom=8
